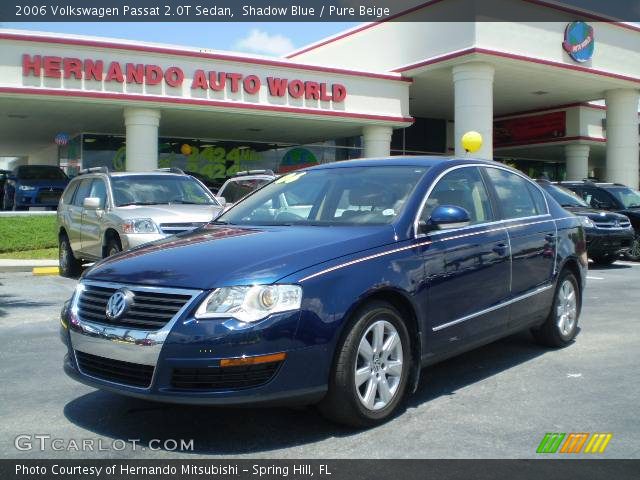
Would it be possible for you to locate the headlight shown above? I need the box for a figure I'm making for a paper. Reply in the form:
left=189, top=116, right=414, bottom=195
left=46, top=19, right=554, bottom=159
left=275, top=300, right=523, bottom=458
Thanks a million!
left=195, top=285, right=302, bottom=322
left=18, top=185, right=36, bottom=191
left=122, top=218, right=158, bottom=234
left=579, top=216, right=595, bottom=228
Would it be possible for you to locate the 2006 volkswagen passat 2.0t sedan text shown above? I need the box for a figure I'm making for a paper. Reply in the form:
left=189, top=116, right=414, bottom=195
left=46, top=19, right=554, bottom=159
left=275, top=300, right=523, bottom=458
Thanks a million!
left=61, top=157, right=587, bottom=427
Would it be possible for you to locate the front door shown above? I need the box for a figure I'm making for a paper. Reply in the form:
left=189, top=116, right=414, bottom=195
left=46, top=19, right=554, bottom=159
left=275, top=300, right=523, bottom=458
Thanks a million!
left=419, top=166, right=511, bottom=357
left=80, top=179, right=108, bottom=258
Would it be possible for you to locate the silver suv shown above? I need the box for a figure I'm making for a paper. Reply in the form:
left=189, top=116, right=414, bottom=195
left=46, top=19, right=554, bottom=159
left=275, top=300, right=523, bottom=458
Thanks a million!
left=57, top=167, right=223, bottom=276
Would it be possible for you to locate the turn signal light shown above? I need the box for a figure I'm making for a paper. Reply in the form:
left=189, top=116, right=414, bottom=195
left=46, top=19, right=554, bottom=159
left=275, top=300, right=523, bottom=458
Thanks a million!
left=220, top=352, right=286, bottom=367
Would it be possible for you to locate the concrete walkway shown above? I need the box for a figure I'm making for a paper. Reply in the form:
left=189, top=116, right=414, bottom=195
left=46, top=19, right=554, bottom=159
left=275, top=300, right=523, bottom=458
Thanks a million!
left=0, top=259, right=59, bottom=272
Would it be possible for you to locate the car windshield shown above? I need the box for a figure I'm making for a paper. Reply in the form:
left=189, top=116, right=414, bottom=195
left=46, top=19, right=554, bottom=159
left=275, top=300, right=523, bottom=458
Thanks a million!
left=111, top=175, right=217, bottom=207
left=217, top=166, right=429, bottom=226
left=220, top=178, right=272, bottom=204
left=16, top=166, right=67, bottom=180
left=604, top=187, right=640, bottom=209
left=542, top=184, right=589, bottom=207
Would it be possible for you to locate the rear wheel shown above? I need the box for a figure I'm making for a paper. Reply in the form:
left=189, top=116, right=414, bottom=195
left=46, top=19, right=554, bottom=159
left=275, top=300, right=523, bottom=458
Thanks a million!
left=319, top=301, right=411, bottom=428
left=59, top=234, right=81, bottom=278
left=624, top=232, right=640, bottom=261
left=531, top=270, right=581, bottom=348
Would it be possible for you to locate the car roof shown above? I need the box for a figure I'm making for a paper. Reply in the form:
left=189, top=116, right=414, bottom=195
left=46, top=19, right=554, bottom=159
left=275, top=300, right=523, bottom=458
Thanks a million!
left=225, top=175, right=274, bottom=181
left=302, top=156, right=505, bottom=171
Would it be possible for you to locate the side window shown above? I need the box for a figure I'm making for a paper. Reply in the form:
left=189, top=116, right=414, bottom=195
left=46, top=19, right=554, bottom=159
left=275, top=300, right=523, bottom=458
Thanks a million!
left=420, top=167, right=493, bottom=225
left=584, top=188, right=615, bottom=209
left=526, top=182, right=548, bottom=215
left=485, top=168, right=538, bottom=219
left=62, top=181, right=79, bottom=205
left=88, top=179, right=108, bottom=208
left=72, top=179, right=93, bottom=207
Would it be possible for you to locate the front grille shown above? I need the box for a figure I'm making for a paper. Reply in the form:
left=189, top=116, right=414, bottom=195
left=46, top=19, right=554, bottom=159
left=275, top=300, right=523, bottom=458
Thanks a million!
left=77, top=284, right=193, bottom=330
left=75, top=351, right=154, bottom=388
left=594, top=219, right=631, bottom=229
left=171, top=362, right=281, bottom=391
left=159, top=222, right=206, bottom=235
left=36, top=188, right=63, bottom=203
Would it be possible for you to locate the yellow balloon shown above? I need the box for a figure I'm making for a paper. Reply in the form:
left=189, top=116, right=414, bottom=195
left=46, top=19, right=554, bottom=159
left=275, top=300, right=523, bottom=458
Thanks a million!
left=461, top=131, right=483, bottom=153
left=180, top=144, right=192, bottom=156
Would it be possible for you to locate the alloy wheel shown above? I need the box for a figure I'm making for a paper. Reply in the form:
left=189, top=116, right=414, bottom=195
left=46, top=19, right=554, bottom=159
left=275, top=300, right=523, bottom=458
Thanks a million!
left=556, top=279, right=577, bottom=336
left=355, top=320, right=404, bottom=411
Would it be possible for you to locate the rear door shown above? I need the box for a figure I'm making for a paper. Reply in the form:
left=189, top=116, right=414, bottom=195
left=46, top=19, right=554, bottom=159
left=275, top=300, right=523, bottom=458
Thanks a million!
left=483, top=167, right=556, bottom=328
left=420, top=166, right=511, bottom=355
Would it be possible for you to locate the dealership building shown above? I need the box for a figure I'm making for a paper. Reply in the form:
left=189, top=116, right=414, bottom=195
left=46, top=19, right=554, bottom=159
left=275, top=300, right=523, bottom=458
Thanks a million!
left=0, top=0, right=639, bottom=188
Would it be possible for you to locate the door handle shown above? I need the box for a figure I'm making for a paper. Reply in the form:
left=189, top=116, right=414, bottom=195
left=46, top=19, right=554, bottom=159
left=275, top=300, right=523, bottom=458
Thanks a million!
left=492, top=242, right=508, bottom=255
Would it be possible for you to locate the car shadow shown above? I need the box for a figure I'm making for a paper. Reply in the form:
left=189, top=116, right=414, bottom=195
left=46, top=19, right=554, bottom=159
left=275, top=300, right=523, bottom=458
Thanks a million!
left=0, top=292, right=58, bottom=318
left=63, top=331, right=550, bottom=455
left=589, top=262, right=633, bottom=270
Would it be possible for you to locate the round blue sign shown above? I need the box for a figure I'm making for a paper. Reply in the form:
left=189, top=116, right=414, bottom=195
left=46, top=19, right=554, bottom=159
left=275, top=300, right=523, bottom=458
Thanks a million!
left=563, top=21, right=595, bottom=63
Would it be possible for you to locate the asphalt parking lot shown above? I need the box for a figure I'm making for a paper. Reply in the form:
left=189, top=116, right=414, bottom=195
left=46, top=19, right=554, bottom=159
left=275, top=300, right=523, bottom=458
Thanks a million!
left=1, top=263, right=639, bottom=459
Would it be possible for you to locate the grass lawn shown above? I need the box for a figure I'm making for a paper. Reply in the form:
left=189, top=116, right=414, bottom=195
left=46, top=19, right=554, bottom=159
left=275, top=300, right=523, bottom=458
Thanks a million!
left=0, top=247, right=58, bottom=259
left=0, top=215, right=58, bottom=255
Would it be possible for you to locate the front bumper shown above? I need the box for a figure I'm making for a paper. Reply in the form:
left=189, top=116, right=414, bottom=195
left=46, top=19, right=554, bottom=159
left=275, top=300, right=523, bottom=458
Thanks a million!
left=585, top=228, right=635, bottom=257
left=15, top=189, right=61, bottom=208
left=121, top=233, right=167, bottom=250
left=60, top=283, right=328, bottom=406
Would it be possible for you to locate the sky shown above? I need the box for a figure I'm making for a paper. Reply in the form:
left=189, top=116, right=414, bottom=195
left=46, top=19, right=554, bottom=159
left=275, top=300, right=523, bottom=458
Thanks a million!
left=2, top=22, right=360, bottom=57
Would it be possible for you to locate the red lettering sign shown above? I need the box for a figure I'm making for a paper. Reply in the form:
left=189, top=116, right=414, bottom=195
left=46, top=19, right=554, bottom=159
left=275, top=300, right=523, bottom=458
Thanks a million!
left=20, top=54, right=348, bottom=103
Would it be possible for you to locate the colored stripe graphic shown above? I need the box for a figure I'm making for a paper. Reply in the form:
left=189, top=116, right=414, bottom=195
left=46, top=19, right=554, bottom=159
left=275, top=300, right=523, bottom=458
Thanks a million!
left=537, top=433, right=566, bottom=453
left=584, top=433, right=613, bottom=453
left=560, top=433, right=589, bottom=453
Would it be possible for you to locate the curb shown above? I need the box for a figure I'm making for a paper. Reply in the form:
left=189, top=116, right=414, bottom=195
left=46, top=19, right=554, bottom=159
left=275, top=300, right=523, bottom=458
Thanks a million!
left=0, top=260, right=59, bottom=273
left=33, top=266, right=60, bottom=276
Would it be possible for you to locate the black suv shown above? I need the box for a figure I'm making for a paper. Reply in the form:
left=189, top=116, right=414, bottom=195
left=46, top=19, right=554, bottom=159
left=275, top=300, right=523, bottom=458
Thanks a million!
left=537, top=180, right=634, bottom=265
left=560, top=180, right=640, bottom=261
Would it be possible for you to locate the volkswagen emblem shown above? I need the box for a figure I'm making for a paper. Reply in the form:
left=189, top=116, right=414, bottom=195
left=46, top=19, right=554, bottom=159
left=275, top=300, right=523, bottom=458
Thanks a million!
left=105, top=289, right=134, bottom=320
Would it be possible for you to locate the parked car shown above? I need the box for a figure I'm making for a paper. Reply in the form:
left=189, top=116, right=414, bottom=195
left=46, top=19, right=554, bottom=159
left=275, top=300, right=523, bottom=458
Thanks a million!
left=0, top=169, right=11, bottom=209
left=61, top=157, right=586, bottom=427
left=2, top=165, right=69, bottom=211
left=184, top=170, right=224, bottom=194
left=560, top=180, right=640, bottom=261
left=57, top=167, right=223, bottom=277
left=215, top=170, right=276, bottom=210
left=537, top=180, right=634, bottom=265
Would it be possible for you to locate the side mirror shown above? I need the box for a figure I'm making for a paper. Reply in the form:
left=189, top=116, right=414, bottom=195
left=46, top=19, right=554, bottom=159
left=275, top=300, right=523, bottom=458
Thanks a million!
left=215, top=196, right=226, bottom=206
left=83, top=197, right=101, bottom=210
left=421, top=205, right=471, bottom=232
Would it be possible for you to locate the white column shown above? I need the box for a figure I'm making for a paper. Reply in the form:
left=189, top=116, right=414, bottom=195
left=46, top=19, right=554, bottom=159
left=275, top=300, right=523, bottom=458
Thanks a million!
left=362, top=125, right=393, bottom=158
left=452, top=62, right=495, bottom=159
left=605, top=89, right=640, bottom=189
left=565, top=144, right=590, bottom=180
left=123, top=107, right=161, bottom=172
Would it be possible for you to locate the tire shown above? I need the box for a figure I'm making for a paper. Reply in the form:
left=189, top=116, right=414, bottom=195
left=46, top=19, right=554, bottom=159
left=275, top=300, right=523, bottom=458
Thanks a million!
left=318, top=301, right=411, bottom=428
left=104, top=235, right=122, bottom=258
left=59, top=234, right=82, bottom=278
left=591, top=255, right=617, bottom=266
left=531, top=270, right=581, bottom=348
left=624, top=232, right=640, bottom=261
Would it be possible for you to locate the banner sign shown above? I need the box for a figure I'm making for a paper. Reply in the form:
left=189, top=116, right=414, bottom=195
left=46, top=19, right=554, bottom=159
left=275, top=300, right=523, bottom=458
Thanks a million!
left=494, top=111, right=566, bottom=147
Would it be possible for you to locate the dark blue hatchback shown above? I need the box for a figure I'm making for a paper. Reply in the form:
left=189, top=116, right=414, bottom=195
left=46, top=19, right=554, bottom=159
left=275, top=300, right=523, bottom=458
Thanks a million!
left=61, top=157, right=587, bottom=426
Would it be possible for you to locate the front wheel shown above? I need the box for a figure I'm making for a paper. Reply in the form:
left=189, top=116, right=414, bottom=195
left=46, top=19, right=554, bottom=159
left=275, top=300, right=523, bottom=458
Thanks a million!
left=319, top=301, right=411, bottom=428
left=104, top=236, right=122, bottom=257
left=531, top=270, right=581, bottom=348
left=624, top=233, right=640, bottom=261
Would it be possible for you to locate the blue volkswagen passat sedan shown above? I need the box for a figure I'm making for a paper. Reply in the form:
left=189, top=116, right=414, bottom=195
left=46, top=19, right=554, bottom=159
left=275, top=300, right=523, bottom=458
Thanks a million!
left=61, top=157, right=587, bottom=427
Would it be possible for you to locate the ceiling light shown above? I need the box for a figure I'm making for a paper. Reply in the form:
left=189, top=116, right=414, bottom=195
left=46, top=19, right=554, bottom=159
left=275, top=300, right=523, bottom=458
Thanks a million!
left=531, top=90, right=549, bottom=95
left=7, top=114, right=28, bottom=119
left=247, top=128, right=262, bottom=132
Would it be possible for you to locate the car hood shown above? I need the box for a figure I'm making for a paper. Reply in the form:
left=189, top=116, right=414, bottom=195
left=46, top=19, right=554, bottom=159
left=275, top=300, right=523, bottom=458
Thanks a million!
left=562, top=206, right=629, bottom=222
left=84, top=224, right=398, bottom=289
left=113, top=204, right=223, bottom=223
